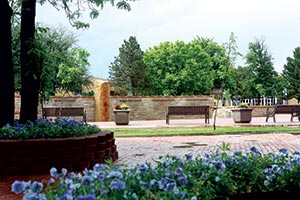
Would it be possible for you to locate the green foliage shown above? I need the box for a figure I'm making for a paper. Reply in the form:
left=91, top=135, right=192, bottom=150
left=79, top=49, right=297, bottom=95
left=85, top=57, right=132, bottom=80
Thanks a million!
left=144, top=38, right=224, bottom=95
left=57, top=48, right=93, bottom=96
left=108, top=36, right=150, bottom=95
left=41, top=0, right=134, bottom=29
left=282, top=47, right=300, bottom=103
left=245, top=38, right=278, bottom=99
left=0, top=118, right=101, bottom=140
left=12, top=24, right=93, bottom=104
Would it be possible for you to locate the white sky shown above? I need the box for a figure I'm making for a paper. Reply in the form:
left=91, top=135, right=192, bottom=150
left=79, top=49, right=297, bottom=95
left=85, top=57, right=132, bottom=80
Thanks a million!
left=36, top=0, right=300, bottom=79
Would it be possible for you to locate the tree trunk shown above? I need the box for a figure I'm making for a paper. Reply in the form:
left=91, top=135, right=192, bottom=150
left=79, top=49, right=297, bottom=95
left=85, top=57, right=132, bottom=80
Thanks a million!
left=0, top=0, right=14, bottom=127
left=20, top=0, right=39, bottom=123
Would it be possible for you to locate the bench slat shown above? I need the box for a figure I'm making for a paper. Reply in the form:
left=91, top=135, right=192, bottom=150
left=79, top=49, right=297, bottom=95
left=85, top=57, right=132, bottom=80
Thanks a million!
left=266, top=104, right=300, bottom=122
left=42, top=107, right=87, bottom=122
left=166, top=105, right=210, bottom=124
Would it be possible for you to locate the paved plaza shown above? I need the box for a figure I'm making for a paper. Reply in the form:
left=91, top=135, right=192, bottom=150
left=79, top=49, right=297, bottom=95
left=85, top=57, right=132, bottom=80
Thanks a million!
left=1, top=115, right=300, bottom=199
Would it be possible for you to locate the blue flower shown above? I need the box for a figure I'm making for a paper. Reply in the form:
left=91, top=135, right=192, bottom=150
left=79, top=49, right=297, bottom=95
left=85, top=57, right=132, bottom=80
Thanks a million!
left=31, top=181, right=43, bottom=193
left=191, top=196, right=198, bottom=200
left=185, top=153, right=193, bottom=162
left=50, top=167, right=58, bottom=178
left=272, top=165, right=281, bottom=174
left=76, top=193, right=95, bottom=200
left=284, top=162, right=291, bottom=170
left=174, top=167, right=183, bottom=176
left=250, top=146, right=260, bottom=154
left=158, top=178, right=167, bottom=189
left=107, top=171, right=123, bottom=179
left=165, top=182, right=176, bottom=193
left=178, top=176, right=188, bottom=186
left=110, top=179, right=125, bottom=190
left=138, top=164, right=149, bottom=173
left=11, top=180, right=25, bottom=195
left=81, top=176, right=93, bottom=187
left=139, top=181, right=152, bottom=190
left=279, top=148, right=289, bottom=155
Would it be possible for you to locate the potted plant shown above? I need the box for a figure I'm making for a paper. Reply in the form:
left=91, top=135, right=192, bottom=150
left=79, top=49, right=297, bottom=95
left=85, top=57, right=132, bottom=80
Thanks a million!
left=113, top=103, right=131, bottom=125
left=231, top=102, right=253, bottom=123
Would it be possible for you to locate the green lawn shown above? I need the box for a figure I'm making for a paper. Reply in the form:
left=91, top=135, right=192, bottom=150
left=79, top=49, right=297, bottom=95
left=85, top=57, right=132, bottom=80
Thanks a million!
left=101, top=126, right=300, bottom=137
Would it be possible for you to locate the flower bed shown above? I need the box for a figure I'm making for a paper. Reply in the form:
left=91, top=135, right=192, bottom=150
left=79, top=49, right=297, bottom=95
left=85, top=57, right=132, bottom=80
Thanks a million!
left=0, top=131, right=117, bottom=175
left=12, top=146, right=300, bottom=199
left=0, top=118, right=118, bottom=175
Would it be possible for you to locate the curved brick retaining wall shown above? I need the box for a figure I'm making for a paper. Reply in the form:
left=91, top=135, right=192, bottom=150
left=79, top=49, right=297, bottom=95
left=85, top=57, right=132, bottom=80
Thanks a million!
left=0, top=131, right=117, bottom=175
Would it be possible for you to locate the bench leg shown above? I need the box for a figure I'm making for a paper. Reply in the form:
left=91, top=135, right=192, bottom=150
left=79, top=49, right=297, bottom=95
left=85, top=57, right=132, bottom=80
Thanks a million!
left=166, top=115, right=169, bottom=124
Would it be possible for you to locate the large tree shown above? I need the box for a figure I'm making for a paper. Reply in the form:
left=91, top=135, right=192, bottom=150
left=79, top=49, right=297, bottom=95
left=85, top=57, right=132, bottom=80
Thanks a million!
left=13, top=24, right=93, bottom=104
left=143, top=37, right=229, bottom=95
left=282, top=47, right=300, bottom=103
left=108, top=36, right=149, bottom=95
left=245, top=38, right=278, bottom=103
left=0, top=0, right=14, bottom=127
left=16, top=0, right=134, bottom=123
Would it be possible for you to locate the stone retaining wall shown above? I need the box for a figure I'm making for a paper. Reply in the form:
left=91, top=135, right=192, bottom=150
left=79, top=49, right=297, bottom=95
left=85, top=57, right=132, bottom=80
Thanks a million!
left=15, top=95, right=95, bottom=122
left=110, top=96, right=215, bottom=121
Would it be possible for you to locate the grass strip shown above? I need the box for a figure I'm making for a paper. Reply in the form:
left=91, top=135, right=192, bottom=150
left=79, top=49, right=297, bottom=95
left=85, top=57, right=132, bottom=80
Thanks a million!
left=101, top=126, right=300, bottom=137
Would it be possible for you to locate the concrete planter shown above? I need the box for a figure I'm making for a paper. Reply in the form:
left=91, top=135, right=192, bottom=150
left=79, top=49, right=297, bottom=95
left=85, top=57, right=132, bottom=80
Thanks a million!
left=113, top=109, right=131, bottom=125
left=231, top=108, right=253, bottom=123
left=0, top=131, right=118, bottom=175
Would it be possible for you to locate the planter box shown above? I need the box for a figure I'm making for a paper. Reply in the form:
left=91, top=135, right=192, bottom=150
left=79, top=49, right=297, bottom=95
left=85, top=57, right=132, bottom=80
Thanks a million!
left=0, top=131, right=117, bottom=175
left=231, top=108, right=253, bottom=123
left=113, top=109, right=131, bottom=125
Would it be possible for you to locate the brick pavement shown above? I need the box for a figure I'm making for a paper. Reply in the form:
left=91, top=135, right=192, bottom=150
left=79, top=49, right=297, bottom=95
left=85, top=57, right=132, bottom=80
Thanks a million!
left=1, top=115, right=300, bottom=199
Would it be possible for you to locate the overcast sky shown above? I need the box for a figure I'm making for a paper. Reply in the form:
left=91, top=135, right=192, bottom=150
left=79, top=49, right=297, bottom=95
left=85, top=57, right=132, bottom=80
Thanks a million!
left=36, top=0, right=300, bottom=79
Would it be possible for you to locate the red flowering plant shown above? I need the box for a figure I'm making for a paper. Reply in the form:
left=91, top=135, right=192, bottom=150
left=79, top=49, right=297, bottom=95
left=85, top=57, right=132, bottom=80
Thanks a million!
left=114, top=103, right=129, bottom=110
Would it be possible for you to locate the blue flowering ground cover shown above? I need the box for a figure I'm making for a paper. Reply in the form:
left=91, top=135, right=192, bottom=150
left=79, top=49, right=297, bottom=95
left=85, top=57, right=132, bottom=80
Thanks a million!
left=12, top=146, right=300, bottom=200
left=0, top=118, right=101, bottom=139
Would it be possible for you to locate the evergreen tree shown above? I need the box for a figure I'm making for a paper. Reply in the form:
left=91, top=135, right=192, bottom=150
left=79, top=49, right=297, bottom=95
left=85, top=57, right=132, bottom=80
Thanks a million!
left=282, top=47, right=300, bottom=103
left=108, top=36, right=150, bottom=95
left=245, top=38, right=278, bottom=103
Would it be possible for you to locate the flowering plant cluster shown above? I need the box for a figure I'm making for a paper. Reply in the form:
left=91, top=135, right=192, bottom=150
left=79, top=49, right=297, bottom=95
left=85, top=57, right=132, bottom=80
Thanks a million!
left=238, top=102, right=249, bottom=108
left=0, top=118, right=101, bottom=140
left=12, top=146, right=300, bottom=199
left=114, top=103, right=130, bottom=110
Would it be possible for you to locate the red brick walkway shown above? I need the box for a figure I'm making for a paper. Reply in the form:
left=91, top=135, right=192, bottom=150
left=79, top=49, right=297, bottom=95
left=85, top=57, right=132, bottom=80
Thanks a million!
left=1, top=115, right=300, bottom=199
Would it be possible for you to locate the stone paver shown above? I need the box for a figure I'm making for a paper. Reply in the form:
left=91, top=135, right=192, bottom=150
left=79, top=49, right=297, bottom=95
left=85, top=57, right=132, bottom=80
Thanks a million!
left=115, top=133, right=300, bottom=167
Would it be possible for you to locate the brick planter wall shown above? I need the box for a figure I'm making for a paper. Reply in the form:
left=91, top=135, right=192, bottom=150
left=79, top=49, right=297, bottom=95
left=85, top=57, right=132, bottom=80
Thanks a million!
left=0, top=131, right=118, bottom=175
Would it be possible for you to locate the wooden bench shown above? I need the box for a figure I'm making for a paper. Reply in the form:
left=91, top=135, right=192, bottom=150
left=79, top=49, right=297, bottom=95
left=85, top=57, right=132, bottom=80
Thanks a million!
left=266, top=104, right=300, bottom=122
left=166, top=105, right=210, bottom=124
left=42, top=107, right=87, bottom=122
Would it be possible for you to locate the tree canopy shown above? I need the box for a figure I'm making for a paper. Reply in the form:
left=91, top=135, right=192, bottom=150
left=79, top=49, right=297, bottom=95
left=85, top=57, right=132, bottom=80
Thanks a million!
left=108, top=36, right=149, bottom=95
left=143, top=37, right=230, bottom=95
left=282, top=47, right=300, bottom=103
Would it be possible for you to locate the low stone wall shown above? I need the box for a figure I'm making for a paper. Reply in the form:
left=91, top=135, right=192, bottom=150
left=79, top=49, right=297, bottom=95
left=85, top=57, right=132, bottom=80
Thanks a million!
left=15, top=95, right=95, bottom=122
left=110, top=96, right=215, bottom=121
left=0, top=131, right=117, bottom=175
